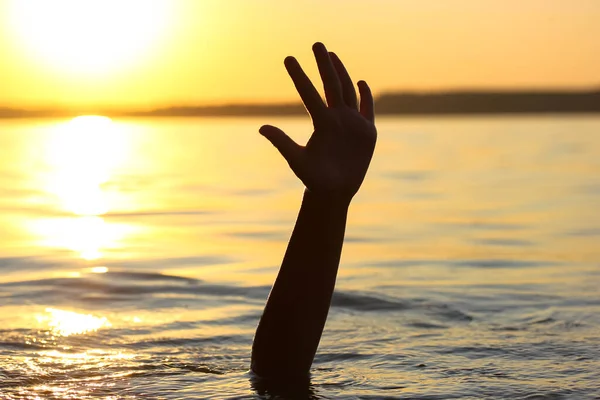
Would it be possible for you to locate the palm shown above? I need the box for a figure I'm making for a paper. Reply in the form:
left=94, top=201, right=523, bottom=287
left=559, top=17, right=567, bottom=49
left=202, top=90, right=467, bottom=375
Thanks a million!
left=260, top=43, right=376, bottom=202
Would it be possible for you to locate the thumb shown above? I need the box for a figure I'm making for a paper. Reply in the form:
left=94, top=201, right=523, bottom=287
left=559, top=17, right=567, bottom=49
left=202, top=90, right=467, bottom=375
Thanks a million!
left=259, top=125, right=303, bottom=169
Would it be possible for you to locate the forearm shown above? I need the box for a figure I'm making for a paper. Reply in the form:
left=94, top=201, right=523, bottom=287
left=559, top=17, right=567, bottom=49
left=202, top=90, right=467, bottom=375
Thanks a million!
left=251, top=189, right=349, bottom=378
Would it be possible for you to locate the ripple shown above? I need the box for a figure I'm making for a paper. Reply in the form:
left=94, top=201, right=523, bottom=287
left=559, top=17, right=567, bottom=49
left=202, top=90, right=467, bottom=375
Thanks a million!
left=383, top=170, right=434, bottom=182
left=472, top=238, right=536, bottom=247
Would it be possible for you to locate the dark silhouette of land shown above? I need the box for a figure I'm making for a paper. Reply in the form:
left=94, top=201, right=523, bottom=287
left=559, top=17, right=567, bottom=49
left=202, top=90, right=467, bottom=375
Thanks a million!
left=1, top=89, right=599, bottom=119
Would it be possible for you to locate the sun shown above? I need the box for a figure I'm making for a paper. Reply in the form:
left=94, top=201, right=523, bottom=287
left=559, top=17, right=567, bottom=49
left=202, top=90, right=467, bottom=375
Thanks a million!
left=7, top=0, right=173, bottom=76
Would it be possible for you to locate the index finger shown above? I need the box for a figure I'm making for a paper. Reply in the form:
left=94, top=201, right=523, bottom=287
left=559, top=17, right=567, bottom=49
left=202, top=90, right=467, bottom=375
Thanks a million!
left=284, top=56, right=326, bottom=119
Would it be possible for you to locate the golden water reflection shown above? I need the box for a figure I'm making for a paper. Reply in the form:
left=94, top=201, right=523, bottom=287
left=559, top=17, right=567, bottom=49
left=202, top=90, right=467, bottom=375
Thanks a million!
left=32, top=215, right=133, bottom=260
left=33, top=116, right=134, bottom=260
left=45, top=115, right=128, bottom=216
left=37, top=308, right=111, bottom=336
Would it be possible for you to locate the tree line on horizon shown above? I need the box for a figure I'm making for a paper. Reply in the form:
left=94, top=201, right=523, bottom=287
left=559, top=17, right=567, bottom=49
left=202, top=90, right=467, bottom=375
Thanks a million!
left=1, top=89, right=599, bottom=118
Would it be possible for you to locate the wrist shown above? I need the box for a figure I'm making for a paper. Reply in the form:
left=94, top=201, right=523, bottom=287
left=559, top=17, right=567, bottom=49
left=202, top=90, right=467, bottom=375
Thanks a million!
left=302, top=188, right=352, bottom=211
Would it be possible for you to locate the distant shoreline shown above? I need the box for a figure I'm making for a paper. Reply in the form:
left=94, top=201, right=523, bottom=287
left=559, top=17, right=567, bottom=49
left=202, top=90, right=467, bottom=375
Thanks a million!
left=2, top=89, right=599, bottom=119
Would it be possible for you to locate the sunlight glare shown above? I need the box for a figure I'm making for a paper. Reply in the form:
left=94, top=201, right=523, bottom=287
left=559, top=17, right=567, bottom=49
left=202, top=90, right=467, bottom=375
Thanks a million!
left=46, top=116, right=127, bottom=216
left=8, top=0, right=173, bottom=75
left=91, top=266, right=109, bottom=274
left=30, top=116, right=136, bottom=260
left=32, top=216, right=132, bottom=260
left=38, top=308, right=111, bottom=336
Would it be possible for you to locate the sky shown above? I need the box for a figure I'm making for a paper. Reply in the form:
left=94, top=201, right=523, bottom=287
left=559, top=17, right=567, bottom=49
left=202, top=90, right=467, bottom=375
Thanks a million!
left=0, top=0, right=599, bottom=108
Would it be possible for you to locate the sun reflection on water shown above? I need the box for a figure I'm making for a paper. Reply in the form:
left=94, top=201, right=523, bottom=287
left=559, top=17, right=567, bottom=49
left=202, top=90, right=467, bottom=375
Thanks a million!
left=33, top=215, right=131, bottom=260
left=30, top=115, right=135, bottom=260
left=45, top=115, right=127, bottom=216
left=90, top=266, right=109, bottom=274
left=37, top=308, right=111, bottom=336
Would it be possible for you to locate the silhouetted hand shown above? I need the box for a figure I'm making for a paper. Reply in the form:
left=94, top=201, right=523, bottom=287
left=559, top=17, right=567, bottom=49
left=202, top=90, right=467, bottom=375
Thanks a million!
left=252, top=43, right=376, bottom=379
left=260, top=42, right=376, bottom=203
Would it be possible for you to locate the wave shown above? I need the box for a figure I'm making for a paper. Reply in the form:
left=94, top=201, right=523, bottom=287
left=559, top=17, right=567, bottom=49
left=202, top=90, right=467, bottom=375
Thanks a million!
left=371, top=258, right=560, bottom=269
left=0, top=269, right=473, bottom=322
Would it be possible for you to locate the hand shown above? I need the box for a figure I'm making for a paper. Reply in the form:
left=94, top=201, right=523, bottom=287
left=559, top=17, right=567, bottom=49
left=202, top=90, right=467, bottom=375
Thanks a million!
left=259, top=42, right=376, bottom=204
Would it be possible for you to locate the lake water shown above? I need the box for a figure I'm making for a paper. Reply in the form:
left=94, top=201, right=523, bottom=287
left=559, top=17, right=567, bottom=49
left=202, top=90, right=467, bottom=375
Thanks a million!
left=0, top=115, right=599, bottom=399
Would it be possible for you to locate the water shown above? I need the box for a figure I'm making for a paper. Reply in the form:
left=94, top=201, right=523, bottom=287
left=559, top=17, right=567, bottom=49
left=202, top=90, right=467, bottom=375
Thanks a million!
left=0, top=115, right=599, bottom=399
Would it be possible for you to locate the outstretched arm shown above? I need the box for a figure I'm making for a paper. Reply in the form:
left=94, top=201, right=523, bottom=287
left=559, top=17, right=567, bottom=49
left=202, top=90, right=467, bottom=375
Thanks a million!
left=251, top=42, right=376, bottom=379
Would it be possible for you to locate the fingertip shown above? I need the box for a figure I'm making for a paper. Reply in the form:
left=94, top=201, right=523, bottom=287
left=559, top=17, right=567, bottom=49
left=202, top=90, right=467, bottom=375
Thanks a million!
left=312, top=42, right=326, bottom=53
left=259, top=124, right=284, bottom=137
left=284, top=56, right=296, bottom=66
left=358, top=81, right=373, bottom=96
left=259, top=125, right=276, bottom=137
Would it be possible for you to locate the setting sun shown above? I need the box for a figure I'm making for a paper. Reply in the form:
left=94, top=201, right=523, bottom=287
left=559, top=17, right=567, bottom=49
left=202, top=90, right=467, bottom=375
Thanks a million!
left=7, top=0, right=173, bottom=76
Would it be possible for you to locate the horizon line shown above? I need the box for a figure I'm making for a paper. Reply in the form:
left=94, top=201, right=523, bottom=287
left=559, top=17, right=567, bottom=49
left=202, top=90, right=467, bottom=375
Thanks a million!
left=2, top=86, right=600, bottom=112
left=1, top=88, right=600, bottom=118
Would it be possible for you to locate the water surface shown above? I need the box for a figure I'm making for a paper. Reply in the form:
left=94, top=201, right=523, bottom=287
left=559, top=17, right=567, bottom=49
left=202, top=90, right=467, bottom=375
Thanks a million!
left=0, top=115, right=599, bottom=399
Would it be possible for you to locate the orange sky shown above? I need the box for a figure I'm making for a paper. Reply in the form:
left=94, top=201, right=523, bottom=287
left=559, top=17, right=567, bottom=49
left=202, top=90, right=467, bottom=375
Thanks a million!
left=0, top=0, right=599, bottom=108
